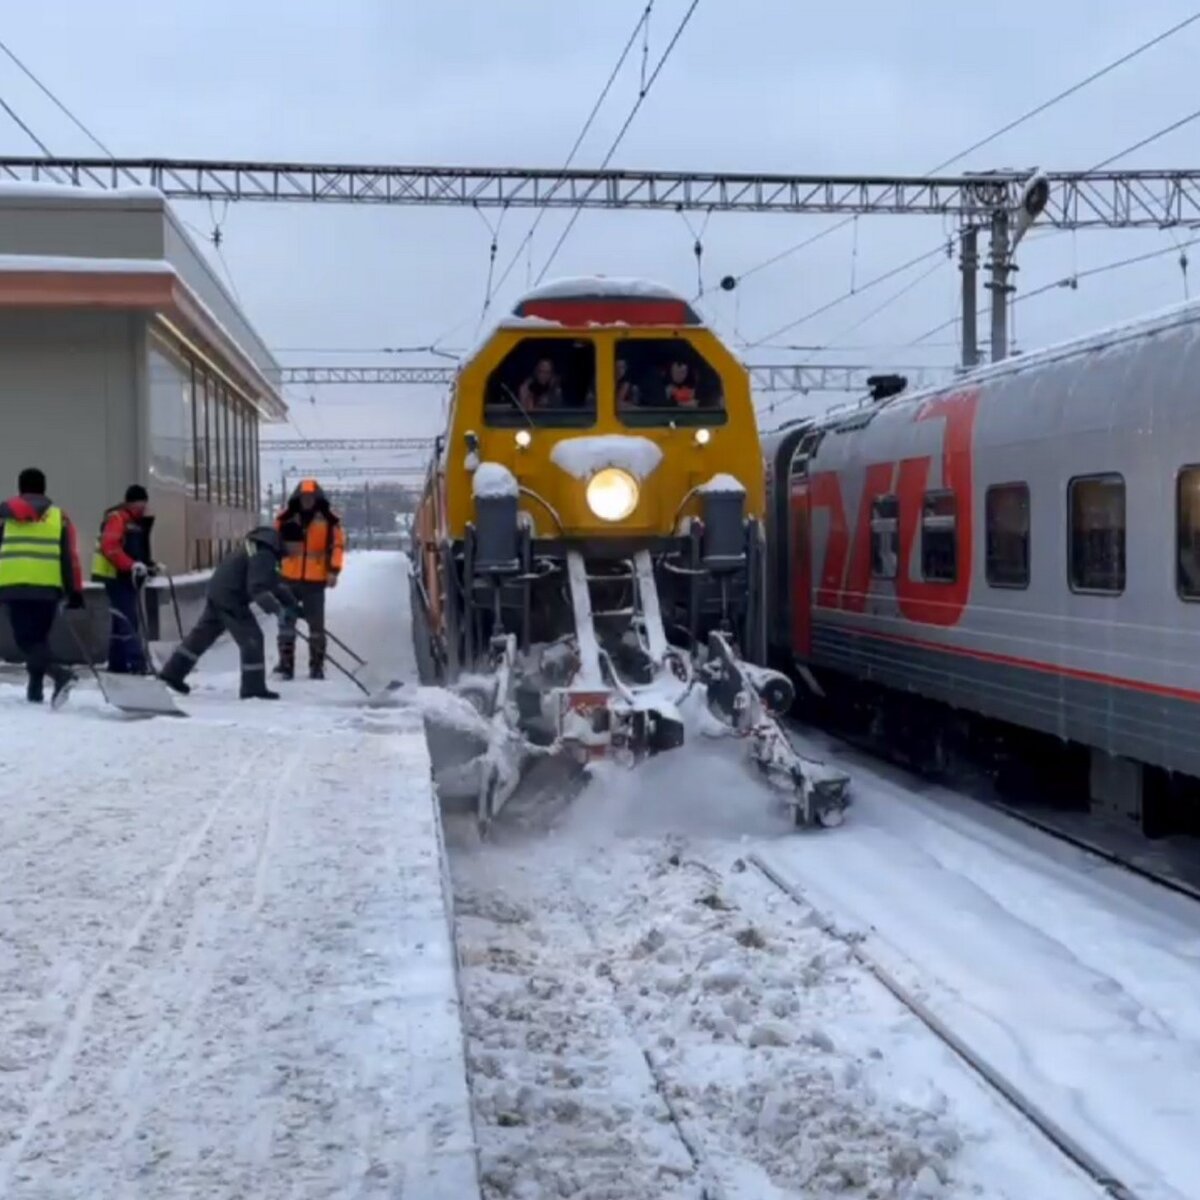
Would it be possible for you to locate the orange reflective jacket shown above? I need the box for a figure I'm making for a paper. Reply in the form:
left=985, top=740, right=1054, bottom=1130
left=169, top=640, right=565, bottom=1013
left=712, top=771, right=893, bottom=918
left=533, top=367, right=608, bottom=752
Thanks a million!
left=275, top=479, right=346, bottom=584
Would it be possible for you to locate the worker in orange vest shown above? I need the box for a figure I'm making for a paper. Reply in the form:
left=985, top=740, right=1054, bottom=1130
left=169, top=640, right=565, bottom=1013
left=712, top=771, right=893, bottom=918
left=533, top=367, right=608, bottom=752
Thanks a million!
left=272, top=479, right=346, bottom=680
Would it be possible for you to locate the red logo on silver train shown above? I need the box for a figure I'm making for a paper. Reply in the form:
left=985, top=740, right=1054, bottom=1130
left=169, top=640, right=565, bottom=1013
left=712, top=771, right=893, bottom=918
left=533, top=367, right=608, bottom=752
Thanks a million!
left=808, top=390, right=980, bottom=628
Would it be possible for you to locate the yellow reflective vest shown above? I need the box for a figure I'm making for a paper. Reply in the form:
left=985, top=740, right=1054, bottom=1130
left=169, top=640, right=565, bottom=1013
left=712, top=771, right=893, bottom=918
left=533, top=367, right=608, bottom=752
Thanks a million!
left=0, top=506, right=65, bottom=592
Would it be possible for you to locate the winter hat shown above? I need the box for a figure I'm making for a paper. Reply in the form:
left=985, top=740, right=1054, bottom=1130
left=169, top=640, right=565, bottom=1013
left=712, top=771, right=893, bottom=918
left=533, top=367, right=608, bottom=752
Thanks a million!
left=18, top=467, right=45, bottom=495
left=125, top=484, right=149, bottom=503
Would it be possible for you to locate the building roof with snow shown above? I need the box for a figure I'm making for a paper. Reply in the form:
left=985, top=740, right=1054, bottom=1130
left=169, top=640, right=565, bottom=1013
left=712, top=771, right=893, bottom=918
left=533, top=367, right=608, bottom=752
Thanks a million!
left=0, top=180, right=284, bottom=419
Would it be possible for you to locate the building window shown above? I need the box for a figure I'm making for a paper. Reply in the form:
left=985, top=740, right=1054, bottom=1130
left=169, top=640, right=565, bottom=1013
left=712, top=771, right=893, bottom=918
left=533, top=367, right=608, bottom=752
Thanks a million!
left=1069, top=473, right=1125, bottom=593
left=870, top=495, right=899, bottom=579
left=147, top=338, right=191, bottom=491
left=193, top=366, right=209, bottom=500
left=921, top=490, right=957, bottom=583
left=1178, top=466, right=1200, bottom=599
left=986, top=483, right=1030, bottom=588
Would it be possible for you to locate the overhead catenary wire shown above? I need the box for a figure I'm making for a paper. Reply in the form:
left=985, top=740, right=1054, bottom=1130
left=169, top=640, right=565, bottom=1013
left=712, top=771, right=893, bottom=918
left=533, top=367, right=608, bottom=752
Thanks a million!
left=907, top=233, right=1200, bottom=346
left=0, top=35, right=114, bottom=156
left=0, top=92, right=53, bottom=155
left=744, top=241, right=950, bottom=348
left=724, top=10, right=1200, bottom=291
left=484, top=2, right=656, bottom=310
left=535, top=0, right=704, bottom=284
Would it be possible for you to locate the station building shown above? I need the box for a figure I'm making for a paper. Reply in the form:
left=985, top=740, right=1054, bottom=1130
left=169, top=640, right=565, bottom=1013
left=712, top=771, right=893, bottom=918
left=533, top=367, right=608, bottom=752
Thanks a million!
left=0, top=182, right=286, bottom=577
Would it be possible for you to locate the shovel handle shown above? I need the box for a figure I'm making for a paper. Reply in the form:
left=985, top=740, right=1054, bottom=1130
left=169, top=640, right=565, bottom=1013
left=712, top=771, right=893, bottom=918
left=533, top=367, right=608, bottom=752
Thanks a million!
left=290, top=627, right=372, bottom=696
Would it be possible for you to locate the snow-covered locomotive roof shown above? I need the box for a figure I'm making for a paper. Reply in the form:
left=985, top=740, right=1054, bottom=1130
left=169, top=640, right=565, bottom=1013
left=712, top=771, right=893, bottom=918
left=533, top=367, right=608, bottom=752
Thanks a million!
left=511, top=275, right=704, bottom=327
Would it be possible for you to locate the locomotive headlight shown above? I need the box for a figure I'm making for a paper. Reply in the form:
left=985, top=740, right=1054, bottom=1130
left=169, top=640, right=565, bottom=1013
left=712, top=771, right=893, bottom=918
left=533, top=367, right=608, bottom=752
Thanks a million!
left=694, top=428, right=711, bottom=446
left=515, top=429, right=532, bottom=450
left=586, top=467, right=639, bottom=522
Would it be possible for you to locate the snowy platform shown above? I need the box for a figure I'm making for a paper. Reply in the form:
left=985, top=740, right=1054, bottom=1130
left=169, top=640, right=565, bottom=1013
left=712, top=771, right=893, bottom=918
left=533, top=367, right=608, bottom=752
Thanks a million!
left=0, top=552, right=481, bottom=1199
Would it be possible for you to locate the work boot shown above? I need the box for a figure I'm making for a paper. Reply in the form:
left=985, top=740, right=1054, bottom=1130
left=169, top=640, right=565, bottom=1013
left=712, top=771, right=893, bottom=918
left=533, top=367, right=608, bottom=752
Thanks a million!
left=273, top=641, right=295, bottom=680
left=50, top=667, right=76, bottom=710
left=157, top=651, right=192, bottom=695
left=241, top=674, right=280, bottom=700
left=26, top=671, right=44, bottom=704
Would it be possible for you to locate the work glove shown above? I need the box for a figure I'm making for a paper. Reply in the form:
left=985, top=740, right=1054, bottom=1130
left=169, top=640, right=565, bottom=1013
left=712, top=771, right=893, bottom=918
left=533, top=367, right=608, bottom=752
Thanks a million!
left=327, top=573, right=339, bottom=590
left=131, top=562, right=149, bottom=585
left=147, top=562, right=163, bottom=578
left=65, top=592, right=85, bottom=611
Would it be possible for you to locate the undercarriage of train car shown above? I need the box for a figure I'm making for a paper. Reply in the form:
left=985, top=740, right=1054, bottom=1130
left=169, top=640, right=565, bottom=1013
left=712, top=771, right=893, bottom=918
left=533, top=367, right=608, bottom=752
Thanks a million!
left=412, top=472, right=850, bottom=832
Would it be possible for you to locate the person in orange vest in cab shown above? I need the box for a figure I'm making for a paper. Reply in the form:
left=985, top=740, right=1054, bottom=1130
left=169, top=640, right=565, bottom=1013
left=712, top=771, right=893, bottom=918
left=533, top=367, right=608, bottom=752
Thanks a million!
left=273, top=479, right=345, bottom=680
left=91, top=485, right=161, bottom=674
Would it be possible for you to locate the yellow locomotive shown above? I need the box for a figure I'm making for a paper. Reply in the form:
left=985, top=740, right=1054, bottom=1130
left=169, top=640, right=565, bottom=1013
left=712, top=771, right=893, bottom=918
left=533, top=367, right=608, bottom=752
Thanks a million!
left=411, top=277, right=847, bottom=828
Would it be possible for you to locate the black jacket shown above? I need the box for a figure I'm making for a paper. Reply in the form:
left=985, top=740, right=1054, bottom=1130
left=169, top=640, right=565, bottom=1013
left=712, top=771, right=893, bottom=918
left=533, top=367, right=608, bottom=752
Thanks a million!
left=207, top=528, right=294, bottom=615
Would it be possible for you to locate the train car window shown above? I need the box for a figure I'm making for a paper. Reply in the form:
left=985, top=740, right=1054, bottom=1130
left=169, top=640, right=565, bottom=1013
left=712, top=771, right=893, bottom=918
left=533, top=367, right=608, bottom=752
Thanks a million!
left=614, top=338, right=727, bottom=428
left=985, top=483, right=1030, bottom=588
left=1069, top=474, right=1125, bottom=594
left=921, top=490, right=957, bottom=583
left=484, top=338, right=596, bottom=428
left=1176, top=466, right=1200, bottom=599
left=870, top=495, right=899, bottom=579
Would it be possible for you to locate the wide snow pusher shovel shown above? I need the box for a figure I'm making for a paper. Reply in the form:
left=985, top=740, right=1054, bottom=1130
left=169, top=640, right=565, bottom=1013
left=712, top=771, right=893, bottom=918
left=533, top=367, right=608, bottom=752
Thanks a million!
left=292, top=626, right=406, bottom=705
left=66, top=612, right=186, bottom=718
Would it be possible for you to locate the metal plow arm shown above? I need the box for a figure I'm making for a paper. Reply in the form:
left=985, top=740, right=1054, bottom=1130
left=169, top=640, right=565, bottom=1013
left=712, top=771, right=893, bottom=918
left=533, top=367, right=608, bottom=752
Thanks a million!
left=702, top=631, right=850, bottom=827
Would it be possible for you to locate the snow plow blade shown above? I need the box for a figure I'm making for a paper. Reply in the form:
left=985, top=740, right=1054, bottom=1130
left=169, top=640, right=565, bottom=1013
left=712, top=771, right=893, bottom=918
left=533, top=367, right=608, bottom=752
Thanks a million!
left=702, top=631, right=849, bottom=827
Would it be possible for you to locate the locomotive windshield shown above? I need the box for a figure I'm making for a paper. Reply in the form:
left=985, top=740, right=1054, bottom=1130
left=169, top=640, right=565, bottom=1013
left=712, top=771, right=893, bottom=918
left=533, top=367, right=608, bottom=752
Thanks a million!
left=484, top=337, right=597, bottom=428
left=614, top=338, right=726, bottom=427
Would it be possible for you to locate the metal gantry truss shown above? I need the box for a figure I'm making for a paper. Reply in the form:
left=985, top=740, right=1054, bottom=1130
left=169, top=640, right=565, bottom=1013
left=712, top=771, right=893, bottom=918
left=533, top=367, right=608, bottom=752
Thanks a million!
left=274, top=362, right=950, bottom=393
left=261, top=437, right=433, bottom=452
left=5, top=156, right=1200, bottom=226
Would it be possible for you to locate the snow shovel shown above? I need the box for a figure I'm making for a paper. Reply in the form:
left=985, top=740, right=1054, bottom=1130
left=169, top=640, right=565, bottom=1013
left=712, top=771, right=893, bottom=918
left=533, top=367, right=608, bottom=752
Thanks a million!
left=292, top=628, right=404, bottom=704
left=65, top=610, right=187, bottom=718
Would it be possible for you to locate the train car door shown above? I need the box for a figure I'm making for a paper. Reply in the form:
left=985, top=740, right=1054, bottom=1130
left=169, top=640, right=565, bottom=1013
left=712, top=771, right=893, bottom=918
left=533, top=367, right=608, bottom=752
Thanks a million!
left=788, top=430, right=821, bottom=660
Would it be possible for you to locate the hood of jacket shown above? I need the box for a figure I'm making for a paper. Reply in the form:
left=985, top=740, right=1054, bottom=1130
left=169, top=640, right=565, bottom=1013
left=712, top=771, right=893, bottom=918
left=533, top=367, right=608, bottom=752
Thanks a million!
left=283, top=478, right=336, bottom=523
left=246, top=526, right=282, bottom=557
left=0, top=493, right=55, bottom=522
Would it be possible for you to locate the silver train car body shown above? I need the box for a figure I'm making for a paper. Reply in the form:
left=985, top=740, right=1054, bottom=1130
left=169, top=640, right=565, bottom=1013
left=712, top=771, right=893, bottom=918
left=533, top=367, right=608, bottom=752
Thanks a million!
left=764, top=299, right=1200, bottom=831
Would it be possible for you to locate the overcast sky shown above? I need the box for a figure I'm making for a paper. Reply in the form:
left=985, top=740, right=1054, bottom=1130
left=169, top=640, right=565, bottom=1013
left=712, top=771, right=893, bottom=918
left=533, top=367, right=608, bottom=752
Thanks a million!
left=3, top=1, right=1200, bottom=484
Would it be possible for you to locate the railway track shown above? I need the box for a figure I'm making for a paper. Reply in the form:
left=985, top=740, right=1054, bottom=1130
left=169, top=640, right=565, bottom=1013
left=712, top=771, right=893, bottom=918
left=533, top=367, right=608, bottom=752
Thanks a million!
left=787, top=717, right=1200, bottom=906
left=743, top=852, right=1149, bottom=1200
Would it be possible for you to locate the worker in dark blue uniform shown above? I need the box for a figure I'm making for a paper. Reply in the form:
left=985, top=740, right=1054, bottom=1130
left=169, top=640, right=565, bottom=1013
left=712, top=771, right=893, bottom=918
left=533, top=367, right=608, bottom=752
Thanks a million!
left=158, top=528, right=298, bottom=700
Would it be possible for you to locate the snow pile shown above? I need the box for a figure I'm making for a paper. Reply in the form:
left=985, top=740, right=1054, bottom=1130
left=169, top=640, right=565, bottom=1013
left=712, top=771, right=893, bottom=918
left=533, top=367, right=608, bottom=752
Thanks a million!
left=699, top=472, right=747, bottom=495
left=472, top=461, right=519, bottom=499
left=550, top=435, right=664, bottom=481
left=519, top=275, right=681, bottom=302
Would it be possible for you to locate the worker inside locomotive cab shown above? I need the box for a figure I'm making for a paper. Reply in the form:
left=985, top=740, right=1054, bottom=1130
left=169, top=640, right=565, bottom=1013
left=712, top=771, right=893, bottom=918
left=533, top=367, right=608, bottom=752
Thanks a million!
left=519, top=358, right=563, bottom=410
left=616, top=357, right=640, bottom=408
left=665, top=359, right=698, bottom=407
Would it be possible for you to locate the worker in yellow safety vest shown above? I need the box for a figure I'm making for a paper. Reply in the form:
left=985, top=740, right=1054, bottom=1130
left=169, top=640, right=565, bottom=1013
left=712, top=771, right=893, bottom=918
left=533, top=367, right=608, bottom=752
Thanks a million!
left=0, top=467, right=85, bottom=706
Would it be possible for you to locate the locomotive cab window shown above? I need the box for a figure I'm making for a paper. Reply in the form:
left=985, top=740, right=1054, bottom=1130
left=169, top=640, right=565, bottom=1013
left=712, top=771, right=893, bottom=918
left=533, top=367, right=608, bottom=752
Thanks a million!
left=986, top=483, right=1030, bottom=588
left=921, top=490, right=957, bottom=583
left=1069, top=473, right=1125, bottom=594
left=614, top=338, right=727, bottom=428
left=870, top=495, right=899, bottom=579
left=1177, top=466, right=1200, bottom=599
left=484, top=337, right=596, bottom=428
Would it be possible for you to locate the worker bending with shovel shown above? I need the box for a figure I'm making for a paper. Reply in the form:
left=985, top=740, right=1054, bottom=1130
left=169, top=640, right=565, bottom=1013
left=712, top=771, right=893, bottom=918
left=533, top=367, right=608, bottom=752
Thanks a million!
left=273, top=478, right=345, bottom=681
left=158, top=527, right=299, bottom=701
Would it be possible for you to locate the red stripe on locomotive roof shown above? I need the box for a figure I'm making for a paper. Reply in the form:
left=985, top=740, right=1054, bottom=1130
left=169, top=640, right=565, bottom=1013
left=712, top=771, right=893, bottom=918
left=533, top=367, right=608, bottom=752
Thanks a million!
left=517, top=297, right=699, bottom=326
left=813, top=621, right=1200, bottom=705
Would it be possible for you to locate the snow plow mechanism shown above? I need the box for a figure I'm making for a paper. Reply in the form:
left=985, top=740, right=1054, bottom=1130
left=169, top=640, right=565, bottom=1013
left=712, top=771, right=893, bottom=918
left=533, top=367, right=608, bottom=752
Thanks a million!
left=418, top=543, right=848, bottom=833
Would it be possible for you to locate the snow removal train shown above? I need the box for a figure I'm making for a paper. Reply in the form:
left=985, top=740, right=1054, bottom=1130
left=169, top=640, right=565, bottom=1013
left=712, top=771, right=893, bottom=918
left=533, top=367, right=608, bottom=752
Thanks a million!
left=411, top=277, right=849, bottom=829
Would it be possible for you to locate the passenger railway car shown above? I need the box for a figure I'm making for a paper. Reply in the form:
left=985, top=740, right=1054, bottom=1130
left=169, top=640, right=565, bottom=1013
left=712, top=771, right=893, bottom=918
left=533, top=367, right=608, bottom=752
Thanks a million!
left=765, top=300, right=1200, bottom=836
left=412, top=277, right=848, bottom=828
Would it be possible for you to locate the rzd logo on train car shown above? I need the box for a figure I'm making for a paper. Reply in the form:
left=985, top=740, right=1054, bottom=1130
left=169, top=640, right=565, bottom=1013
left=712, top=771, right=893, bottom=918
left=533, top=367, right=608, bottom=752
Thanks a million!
left=808, top=390, right=979, bottom=628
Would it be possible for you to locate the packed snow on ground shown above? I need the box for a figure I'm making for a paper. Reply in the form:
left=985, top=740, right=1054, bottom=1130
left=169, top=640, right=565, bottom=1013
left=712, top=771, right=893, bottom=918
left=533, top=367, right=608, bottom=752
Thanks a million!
left=0, top=552, right=480, bottom=1200
left=550, top=434, right=664, bottom=481
left=771, top=728, right=1200, bottom=1200
left=445, top=738, right=1100, bottom=1200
